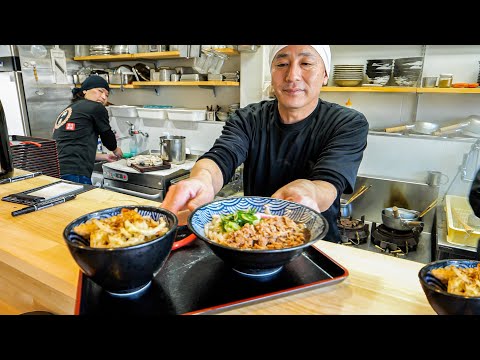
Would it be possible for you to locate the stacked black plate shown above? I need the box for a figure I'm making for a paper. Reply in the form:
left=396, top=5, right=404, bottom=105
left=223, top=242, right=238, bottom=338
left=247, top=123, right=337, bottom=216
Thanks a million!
left=393, top=57, right=424, bottom=86
left=365, top=59, right=393, bottom=86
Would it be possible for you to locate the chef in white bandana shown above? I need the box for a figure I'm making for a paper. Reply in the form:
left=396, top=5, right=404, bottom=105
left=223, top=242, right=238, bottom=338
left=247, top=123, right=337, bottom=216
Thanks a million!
left=162, top=45, right=369, bottom=243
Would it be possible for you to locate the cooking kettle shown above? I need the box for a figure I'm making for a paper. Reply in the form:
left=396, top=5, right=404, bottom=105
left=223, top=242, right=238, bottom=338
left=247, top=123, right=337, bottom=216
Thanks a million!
left=382, top=206, right=424, bottom=231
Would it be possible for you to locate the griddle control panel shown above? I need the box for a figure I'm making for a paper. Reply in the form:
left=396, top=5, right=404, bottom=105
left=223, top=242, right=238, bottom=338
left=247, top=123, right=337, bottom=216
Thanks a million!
left=103, top=169, right=128, bottom=182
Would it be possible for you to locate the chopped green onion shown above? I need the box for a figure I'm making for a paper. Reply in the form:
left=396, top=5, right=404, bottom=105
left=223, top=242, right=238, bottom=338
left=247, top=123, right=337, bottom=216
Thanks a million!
left=220, top=208, right=261, bottom=233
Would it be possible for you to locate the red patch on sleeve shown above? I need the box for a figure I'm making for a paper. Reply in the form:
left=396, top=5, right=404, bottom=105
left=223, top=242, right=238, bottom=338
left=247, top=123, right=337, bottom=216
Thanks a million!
left=65, top=122, right=76, bottom=131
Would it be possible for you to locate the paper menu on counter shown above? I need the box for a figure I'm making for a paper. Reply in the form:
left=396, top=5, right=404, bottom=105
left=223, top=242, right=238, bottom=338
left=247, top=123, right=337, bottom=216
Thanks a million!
left=27, top=181, right=84, bottom=200
left=2, top=180, right=95, bottom=206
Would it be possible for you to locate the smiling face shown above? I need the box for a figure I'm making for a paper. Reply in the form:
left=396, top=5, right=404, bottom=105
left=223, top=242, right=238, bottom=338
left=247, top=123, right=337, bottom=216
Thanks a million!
left=270, top=45, right=328, bottom=122
left=83, top=87, right=109, bottom=106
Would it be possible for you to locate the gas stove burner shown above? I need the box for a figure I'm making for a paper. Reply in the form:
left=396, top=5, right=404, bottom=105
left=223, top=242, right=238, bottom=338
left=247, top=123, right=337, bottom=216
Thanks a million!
left=371, top=223, right=420, bottom=255
left=338, top=217, right=364, bottom=230
left=337, top=215, right=370, bottom=246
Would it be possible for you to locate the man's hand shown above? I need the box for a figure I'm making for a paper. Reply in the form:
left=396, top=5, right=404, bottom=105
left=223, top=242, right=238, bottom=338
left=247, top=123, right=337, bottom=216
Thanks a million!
left=113, top=147, right=123, bottom=159
left=161, top=158, right=224, bottom=222
left=105, top=153, right=120, bottom=162
left=161, top=177, right=215, bottom=215
left=95, top=152, right=120, bottom=162
left=271, top=179, right=337, bottom=212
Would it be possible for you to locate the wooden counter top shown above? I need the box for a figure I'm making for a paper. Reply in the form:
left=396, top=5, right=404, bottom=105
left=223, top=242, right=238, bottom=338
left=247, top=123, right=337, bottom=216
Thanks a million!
left=0, top=170, right=160, bottom=315
left=0, top=170, right=435, bottom=315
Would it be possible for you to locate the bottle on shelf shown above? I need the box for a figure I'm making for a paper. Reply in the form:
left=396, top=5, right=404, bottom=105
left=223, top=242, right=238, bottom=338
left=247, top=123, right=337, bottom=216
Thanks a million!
left=345, top=98, right=353, bottom=109
left=130, top=137, right=138, bottom=157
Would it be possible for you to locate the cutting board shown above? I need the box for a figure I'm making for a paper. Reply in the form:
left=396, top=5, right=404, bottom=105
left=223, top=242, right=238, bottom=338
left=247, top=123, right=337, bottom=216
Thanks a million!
left=129, top=162, right=171, bottom=173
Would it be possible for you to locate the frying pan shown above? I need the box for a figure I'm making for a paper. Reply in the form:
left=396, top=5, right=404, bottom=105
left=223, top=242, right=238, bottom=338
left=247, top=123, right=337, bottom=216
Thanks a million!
left=384, top=121, right=440, bottom=135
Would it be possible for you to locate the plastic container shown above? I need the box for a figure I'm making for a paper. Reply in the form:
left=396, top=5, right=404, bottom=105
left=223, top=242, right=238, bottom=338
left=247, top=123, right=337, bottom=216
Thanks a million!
left=136, top=107, right=167, bottom=120
left=130, top=137, right=139, bottom=157
left=445, top=195, right=480, bottom=247
left=166, top=109, right=206, bottom=121
left=438, top=74, right=453, bottom=88
left=109, top=105, right=138, bottom=118
left=422, top=76, right=438, bottom=88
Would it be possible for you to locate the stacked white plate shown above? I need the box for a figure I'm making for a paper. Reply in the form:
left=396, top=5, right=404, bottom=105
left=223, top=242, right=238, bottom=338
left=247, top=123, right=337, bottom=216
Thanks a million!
left=333, top=65, right=364, bottom=87
left=89, top=45, right=111, bottom=56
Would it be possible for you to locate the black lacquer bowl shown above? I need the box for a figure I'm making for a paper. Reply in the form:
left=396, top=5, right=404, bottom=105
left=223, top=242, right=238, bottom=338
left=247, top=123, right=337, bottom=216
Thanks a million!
left=188, top=196, right=329, bottom=278
left=418, top=259, right=480, bottom=315
left=63, top=205, right=177, bottom=296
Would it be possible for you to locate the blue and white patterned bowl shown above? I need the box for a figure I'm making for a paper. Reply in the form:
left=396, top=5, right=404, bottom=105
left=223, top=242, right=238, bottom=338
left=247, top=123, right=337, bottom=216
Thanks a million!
left=64, top=205, right=178, bottom=296
left=188, top=196, right=328, bottom=277
left=418, top=259, right=480, bottom=315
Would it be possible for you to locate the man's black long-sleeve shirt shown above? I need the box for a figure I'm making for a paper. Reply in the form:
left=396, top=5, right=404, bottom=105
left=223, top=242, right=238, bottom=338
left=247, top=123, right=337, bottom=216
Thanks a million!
left=199, top=98, right=369, bottom=243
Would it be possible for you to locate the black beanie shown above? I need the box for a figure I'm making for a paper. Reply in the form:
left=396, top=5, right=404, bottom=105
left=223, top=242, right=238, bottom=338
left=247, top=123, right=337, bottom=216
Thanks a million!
left=72, top=75, right=110, bottom=96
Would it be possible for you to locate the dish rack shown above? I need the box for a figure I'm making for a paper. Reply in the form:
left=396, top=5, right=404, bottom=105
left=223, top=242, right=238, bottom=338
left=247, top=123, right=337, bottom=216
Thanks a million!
left=10, top=135, right=60, bottom=178
left=445, top=195, right=480, bottom=247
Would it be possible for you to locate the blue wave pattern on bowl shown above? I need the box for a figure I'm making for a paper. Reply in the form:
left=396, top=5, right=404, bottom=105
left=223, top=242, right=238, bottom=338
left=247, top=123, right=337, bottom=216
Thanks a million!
left=187, top=196, right=329, bottom=277
left=419, top=259, right=480, bottom=315
left=189, top=196, right=327, bottom=249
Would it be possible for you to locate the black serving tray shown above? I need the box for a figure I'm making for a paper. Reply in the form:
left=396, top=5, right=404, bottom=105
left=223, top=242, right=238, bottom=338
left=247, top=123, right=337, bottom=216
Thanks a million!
left=76, top=240, right=348, bottom=315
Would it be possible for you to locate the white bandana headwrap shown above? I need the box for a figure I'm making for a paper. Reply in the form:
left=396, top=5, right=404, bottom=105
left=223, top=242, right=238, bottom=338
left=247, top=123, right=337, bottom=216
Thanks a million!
left=269, top=45, right=331, bottom=78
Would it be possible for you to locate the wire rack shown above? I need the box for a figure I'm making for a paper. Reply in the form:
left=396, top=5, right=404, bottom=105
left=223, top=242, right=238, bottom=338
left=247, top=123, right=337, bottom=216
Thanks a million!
left=10, top=135, right=60, bottom=178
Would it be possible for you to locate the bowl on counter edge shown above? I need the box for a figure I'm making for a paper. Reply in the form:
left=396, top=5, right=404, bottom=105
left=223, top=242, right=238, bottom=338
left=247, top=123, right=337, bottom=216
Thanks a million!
left=418, top=259, right=480, bottom=315
left=63, top=205, right=178, bottom=296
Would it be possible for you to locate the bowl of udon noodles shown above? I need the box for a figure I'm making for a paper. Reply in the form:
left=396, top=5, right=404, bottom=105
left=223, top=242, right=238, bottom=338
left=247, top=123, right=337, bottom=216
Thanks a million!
left=63, top=205, right=177, bottom=296
left=188, top=196, right=329, bottom=278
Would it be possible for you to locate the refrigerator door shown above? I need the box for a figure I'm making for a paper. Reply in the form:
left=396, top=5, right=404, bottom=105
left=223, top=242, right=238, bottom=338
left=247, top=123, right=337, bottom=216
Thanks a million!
left=16, top=45, right=75, bottom=140
left=0, top=71, right=29, bottom=136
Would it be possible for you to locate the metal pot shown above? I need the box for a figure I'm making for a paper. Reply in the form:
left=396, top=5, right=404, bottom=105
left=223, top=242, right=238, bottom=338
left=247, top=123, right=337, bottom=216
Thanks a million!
left=111, top=45, right=130, bottom=55
left=109, top=73, right=134, bottom=85
left=160, top=135, right=186, bottom=165
left=382, top=207, right=424, bottom=231
left=340, top=199, right=352, bottom=217
left=158, top=68, right=176, bottom=82
left=339, top=184, right=372, bottom=218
